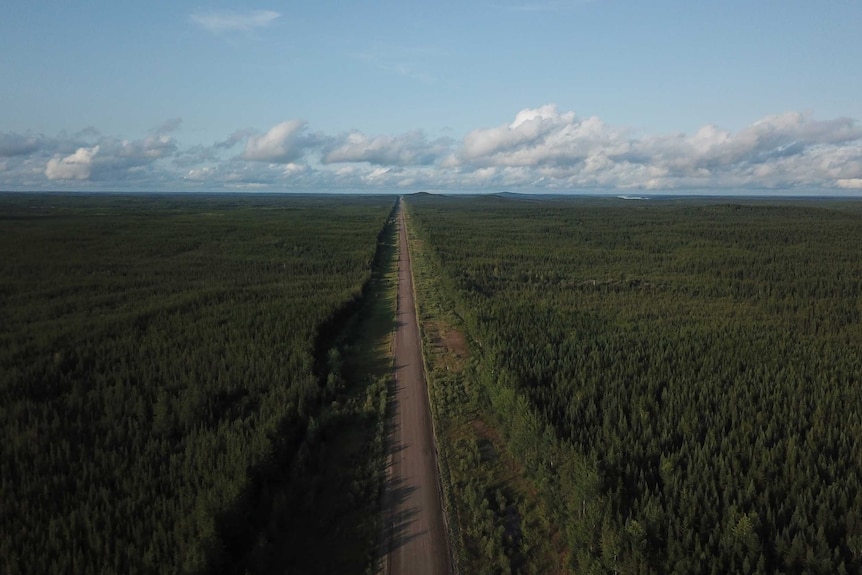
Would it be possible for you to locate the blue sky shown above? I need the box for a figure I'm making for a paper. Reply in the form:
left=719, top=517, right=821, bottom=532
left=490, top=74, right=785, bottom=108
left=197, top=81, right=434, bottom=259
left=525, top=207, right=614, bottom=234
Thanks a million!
left=2, top=1, right=861, bottom=193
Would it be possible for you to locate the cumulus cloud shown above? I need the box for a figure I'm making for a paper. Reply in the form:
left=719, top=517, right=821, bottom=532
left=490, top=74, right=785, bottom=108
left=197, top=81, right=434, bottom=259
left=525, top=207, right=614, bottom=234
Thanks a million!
left=634, top=112, right=862, bottom=175
left=0, top=132, right=44, bottom=157
left=241, top=120, right=316, bottom=163
left=45, top=146, right=99, bottom=180
left=183, top=157, right=316, bottom=188
left=323, top=130, right=450, bottom=166
left=448, top=105, right=862, bottom=190
left=173, top=145, right=220, bottom=168
left=459, top=104, right=628, bottom=168
left=112, top=135, right=177, bottom=161
left=191, top=10, right=281, bottom=33
left=6, top=107, right=862, bottom=192
left=37, top=120, right=181, bottom=183
left=216, top=129, right=257, bottom=149
left=154, top=118, right=182, bottom=136
left=184, top=166, right=219, bottom=182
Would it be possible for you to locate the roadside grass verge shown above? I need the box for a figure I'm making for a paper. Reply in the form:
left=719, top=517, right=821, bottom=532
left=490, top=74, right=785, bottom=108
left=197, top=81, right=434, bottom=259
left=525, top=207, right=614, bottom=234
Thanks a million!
left=403, top=203, right=564, bottom=574
left=240, top=210, right=399, bottom=574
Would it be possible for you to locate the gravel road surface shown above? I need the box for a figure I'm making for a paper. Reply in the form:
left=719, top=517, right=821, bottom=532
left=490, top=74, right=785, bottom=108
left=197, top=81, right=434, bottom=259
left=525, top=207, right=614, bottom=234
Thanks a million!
left=382, top=202, right=451, bottom=575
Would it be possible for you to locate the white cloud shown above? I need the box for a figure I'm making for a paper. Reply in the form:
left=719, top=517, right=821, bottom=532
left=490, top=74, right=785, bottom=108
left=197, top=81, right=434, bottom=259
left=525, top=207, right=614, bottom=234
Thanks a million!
left=634, top=112, right=862, bottom=175
left=241, top=120, right=313, bottom=163
left=36, top=121, right=181, bottom=184
left=459, top=104, right=628, bottom=168
left=323, top=130, right=450, bottom=166
left=191, top=10, right=281, bottom=33
left=185, top=167, right=216, bottom=182
left=225, top=182, right=270, bottom=190
left=113, top=135, right=177, bottom=160
left=45, top=146, right=99, bottom=180
left=216, top=129, right=256, bottom=150
left=283, top=162, right=308, bottom=176
left=365, top=166, right=392, bottom=182
left=5, top=107, right=862, bottom=192
left=154, top=118, right=182, bottom=136
left=448, top=105, right=862, bottom=190
left=182, top=157, right=316, bottom=188
left=0, top=132, right=43, bottom=157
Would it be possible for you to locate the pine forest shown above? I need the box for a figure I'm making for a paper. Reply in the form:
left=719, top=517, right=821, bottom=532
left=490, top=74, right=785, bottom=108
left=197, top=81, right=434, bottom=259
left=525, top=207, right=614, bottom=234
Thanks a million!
left=0, top=193, right=395, bottom=574
left=407, top=194, right=862, bottom=575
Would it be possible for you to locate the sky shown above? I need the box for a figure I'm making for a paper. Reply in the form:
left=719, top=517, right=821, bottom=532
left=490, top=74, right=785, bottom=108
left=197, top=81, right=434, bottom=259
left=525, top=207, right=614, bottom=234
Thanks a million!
left=1, top=1, right=861, bottom=194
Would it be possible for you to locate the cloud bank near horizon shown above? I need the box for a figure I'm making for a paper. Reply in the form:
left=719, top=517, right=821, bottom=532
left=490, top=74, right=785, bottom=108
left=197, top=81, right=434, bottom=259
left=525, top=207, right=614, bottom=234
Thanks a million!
left=2, top=105, right=861, bottom=192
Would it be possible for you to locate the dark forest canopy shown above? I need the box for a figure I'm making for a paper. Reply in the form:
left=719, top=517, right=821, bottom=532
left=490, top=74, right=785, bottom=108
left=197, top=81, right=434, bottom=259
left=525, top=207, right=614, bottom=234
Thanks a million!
left=407, top=194, right=862, bottom=575
left=0, top=193, right=394, bottom=574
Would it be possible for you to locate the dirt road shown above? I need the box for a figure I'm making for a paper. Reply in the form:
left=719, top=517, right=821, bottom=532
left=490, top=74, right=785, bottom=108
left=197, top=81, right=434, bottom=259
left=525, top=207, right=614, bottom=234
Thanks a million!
left=382, top=201, right=451, bottom=575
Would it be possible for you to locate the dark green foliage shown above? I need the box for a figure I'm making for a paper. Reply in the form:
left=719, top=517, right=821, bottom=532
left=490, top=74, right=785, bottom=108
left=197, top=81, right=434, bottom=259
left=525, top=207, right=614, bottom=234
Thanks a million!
left=0, top=193, right=394, bottom=574
left=407, top=195, right=862, bottom=575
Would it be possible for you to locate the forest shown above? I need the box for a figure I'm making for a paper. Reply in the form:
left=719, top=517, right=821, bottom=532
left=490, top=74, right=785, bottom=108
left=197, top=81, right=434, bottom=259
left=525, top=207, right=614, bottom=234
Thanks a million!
left=0, top=193, right=395, bottom=574
left=406, top=194, right=862, bottom=575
